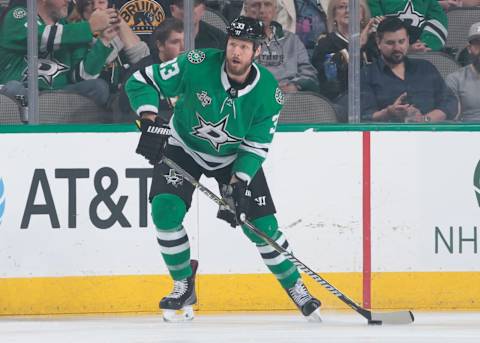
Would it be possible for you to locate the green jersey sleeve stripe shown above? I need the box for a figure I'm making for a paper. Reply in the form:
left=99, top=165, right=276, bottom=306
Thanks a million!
left=242, top=139, right=271, bottom=149
left=424, top=20, right=447, bottom=45
left=239, top=143, right=268, bottom=159
left=78, top=61, right=99, bottom=80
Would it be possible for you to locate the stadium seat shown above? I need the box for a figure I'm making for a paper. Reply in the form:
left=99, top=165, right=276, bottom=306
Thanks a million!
left=202, top=8, right=229, bottom=33
left=446, top=7, right=480, bottom=51
left=408, top=52, right=461, bottom=79
left=0, top=94, right=23, bottom=124
left=38, top=91, right=111, bottom=124
left=279, top=91, right=338, bottom=123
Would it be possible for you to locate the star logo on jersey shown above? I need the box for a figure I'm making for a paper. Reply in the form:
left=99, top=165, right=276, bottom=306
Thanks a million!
left=394, top=0, right=425, bottom=29
left=163, top=169, right=183, bottom=188
left=191, top=113, right=241, bottom=151
left=23, top=55, right=69, bottom=87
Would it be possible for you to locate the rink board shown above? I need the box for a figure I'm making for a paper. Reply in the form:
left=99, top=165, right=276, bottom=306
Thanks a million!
left=0, top=130, right=479, bottom=314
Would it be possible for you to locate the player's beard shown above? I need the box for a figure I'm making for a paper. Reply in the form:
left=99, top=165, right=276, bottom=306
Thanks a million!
left=383, top=51, right=405, bottom=65
left=226, top=59, right=251, bottom=77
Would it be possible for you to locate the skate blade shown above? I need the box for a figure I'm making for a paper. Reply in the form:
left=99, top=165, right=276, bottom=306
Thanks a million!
left=306, top=308, right=322, bottom=323
left=162, top=306, right=194, bottom=322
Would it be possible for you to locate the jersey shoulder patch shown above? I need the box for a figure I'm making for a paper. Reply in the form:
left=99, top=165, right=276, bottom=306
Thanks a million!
left=274, top=87, right=284, bottom=105
left=187, top=50, right=206, bottom=64
left=12, top=7, right=27, bottom=20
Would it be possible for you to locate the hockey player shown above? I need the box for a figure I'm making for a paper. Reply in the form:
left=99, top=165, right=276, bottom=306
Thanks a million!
left=125, top=16, right=321, bottom=322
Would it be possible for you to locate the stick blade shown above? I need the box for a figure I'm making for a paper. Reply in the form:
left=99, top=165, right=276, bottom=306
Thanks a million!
left=370, top=310, right=414, bottom=325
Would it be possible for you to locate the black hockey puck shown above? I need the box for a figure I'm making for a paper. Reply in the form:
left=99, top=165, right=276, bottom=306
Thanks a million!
left=368, top=320, right=383, bottom=325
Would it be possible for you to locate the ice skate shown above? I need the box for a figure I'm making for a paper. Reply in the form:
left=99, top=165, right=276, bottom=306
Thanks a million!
left=160, top=259, right=198, bottom=322
left=286, top=279, right=322, bottom=322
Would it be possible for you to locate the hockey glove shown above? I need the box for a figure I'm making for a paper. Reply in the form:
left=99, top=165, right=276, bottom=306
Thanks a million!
left=135, top=117, right=170, bottom=165
left=217, top=180, right=250, bottom=228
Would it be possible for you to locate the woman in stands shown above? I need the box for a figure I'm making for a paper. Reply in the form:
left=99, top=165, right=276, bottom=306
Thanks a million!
left=311, top=0, right=380, bottom=113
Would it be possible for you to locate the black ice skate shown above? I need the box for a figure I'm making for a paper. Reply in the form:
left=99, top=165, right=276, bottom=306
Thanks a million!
left=286, top=279, right=322, bottom=322
left=160, top=259, right=198, bottom=322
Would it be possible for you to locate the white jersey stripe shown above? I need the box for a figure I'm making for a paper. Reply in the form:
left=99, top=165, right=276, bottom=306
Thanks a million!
left=262, top=254, right=287, bottom=266
left=239, top=144, right=268, bottom=159
left=158, top=240, right=190, bottom=255
left=136, top=105, right=158, bottom=116
left=40, top=25, right=51, bottom=53
left=156, top=227, right=187, bottom=241
left=79, top=61, right=99, bottom=80
left=257, top=235, right=287, bottom=254
left=53, top=24, right=63, bottom=50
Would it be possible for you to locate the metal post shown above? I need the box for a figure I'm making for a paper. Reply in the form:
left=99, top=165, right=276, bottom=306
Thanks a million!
left=348, top=0, right=361, bottom=123
left=27, top=0, right=39, bottom=124
left=183, top=0, right=195, bottom=51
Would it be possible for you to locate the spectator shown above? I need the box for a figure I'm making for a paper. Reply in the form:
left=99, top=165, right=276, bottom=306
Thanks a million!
left=71, top=0, right=150, bottom=96
left=446, top=22, right=480, bottom=122
left=438, top=1, right=480, bottom=11
left=295, top=0, right=328, bottom=54
left=170, top=0, right=226, bottom=49
left=242, top=0, right=296, bottom=33
left=368, top=0, right=448, bottom=52
left=113, top=0, right=170, bottom=44
left=244, top=0, right=319, bottom=92
left=0, top=0, right=117, bottom=106
left=360, top=17, right=458, bottom=122
left=118, top=17, right=184, bottom=121
left=312, top=0, right=380, bottom=101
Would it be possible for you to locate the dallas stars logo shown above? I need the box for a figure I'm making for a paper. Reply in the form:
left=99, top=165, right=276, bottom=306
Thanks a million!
left=23, top=55, right=69, bottom=87
left=163, top=169, right=183, bottom=188
left=394, top=0, right=425, bottom=29
left=191, top=112, right=241, bottom=151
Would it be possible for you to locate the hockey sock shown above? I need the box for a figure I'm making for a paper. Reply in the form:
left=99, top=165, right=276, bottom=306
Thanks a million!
left=152, top=194, right=191, bottom=280
left=156, top=226, right=192, bottom=280
left=245, top=215, right=301, bottom=289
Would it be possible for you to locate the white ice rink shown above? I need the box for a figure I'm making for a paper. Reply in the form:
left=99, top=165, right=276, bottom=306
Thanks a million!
left=1, top=311, right=479, bottom=343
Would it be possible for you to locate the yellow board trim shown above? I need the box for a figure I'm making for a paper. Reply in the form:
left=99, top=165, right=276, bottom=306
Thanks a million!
left=0, top=272, right=479, bottom=315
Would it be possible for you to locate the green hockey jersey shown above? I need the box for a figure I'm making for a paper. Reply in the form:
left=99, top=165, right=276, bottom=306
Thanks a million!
left=125, top=48, right=284, bottom=183
left=368, top=0, right=448, bottom=51
left=0, top=6, right=113, bottom=90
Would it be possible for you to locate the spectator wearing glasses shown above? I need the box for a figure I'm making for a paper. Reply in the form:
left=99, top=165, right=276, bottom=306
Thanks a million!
left=446, top=22, right=480, bottom=122
left=360, top=17, right=457, bottom=122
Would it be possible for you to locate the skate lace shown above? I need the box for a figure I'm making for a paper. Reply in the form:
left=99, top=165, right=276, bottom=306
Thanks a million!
left=288, top=281, right=312, bottom=307
left=168, top=279, right=189, bottom=299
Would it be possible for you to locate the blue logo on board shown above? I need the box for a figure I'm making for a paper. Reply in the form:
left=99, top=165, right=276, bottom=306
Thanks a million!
left=0, top=177, right=5, bottom=225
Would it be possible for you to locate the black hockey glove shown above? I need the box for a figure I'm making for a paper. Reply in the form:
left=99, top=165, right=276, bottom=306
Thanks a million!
left=135, top=117, right=170, bottom=165
left=217, top=180, right=250, bottom=228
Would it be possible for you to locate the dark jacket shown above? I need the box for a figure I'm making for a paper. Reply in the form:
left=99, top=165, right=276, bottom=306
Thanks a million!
left=312, top=32, right=378, bottom=100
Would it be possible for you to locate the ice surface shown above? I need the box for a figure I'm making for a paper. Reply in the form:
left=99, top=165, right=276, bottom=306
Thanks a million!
left=1, top=311, right=479, bottom=343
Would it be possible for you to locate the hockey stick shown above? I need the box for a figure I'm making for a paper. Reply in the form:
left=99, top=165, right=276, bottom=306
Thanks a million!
left=161, top=156, right=414, bottom=325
